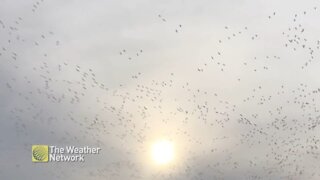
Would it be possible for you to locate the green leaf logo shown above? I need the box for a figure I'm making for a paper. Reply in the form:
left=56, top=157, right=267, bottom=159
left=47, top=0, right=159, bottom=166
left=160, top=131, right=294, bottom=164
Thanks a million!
left=32, top=145, right=48, bottom=162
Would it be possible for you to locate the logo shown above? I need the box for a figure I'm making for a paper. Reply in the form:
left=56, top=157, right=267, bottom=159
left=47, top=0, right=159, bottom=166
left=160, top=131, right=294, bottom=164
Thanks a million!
left=32, top=145, right=101, bottom=163
left=32, top=145, right=49, bottom=162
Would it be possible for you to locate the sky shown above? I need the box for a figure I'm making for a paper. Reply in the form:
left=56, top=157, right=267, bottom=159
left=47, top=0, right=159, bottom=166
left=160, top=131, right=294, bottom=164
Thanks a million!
left=1, top=0, right=320, bottom=179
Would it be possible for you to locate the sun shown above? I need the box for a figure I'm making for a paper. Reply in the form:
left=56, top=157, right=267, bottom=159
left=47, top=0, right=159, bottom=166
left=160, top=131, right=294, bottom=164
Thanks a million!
left=151, top=139, right=175, bottom=165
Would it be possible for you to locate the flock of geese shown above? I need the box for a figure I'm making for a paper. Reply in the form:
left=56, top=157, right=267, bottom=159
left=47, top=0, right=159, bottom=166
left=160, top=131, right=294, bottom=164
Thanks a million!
left=1, top=0, right=320, bottom=179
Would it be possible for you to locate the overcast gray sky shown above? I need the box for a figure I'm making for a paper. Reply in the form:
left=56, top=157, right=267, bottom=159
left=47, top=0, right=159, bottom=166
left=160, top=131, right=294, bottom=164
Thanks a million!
left=1, top=0, right=320, bottom=179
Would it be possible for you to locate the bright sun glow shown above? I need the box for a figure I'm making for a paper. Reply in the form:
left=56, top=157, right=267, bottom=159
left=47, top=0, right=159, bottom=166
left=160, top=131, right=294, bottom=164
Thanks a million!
left=151, top=139, right=174, bottom=165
